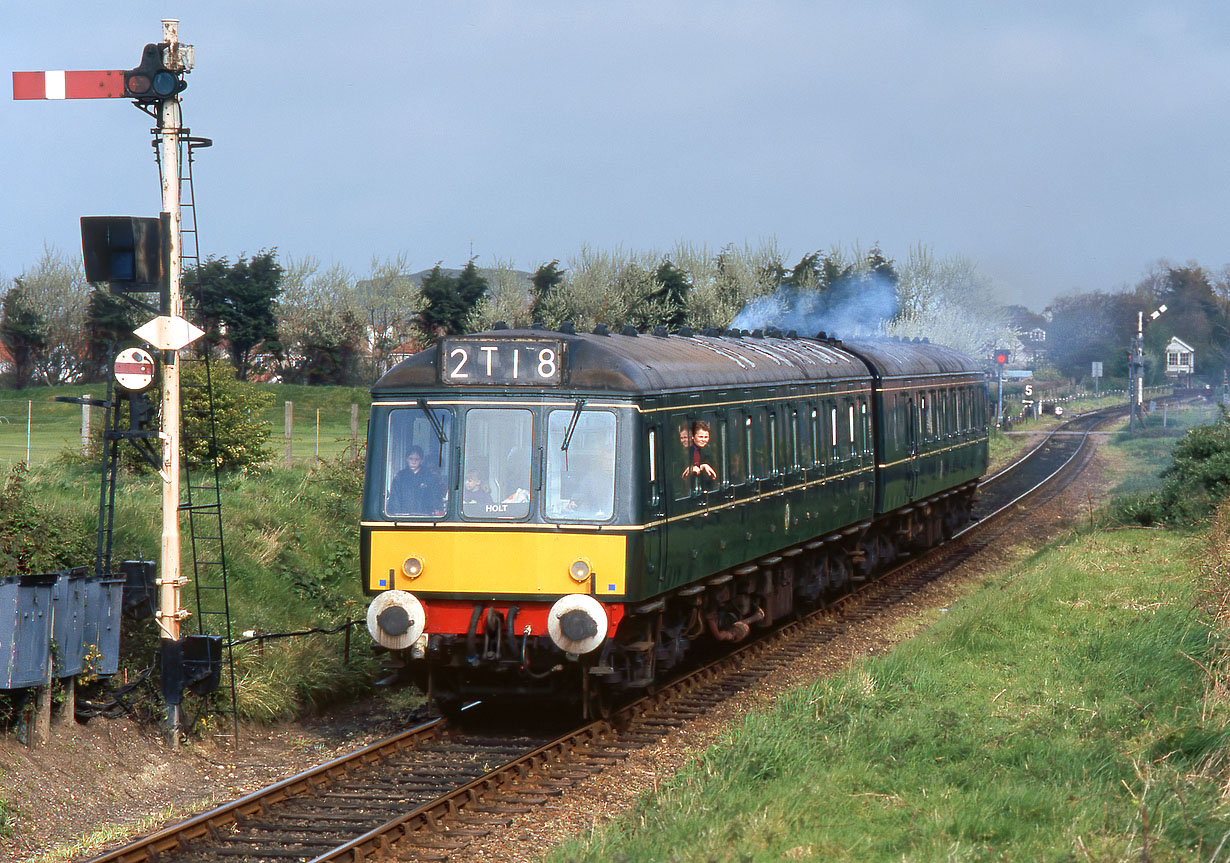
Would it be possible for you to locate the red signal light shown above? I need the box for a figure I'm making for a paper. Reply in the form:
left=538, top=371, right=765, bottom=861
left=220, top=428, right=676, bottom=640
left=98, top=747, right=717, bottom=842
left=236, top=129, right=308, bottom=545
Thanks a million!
left=994, top=350, right=1009, bottom=365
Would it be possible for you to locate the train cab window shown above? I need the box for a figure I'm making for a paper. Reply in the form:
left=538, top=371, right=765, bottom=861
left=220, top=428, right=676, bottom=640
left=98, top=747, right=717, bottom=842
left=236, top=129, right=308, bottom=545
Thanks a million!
left=461, top=408, right=533, bottom=519
left=545, top=409, right=616, bottom=521
left=385, top=407, right=452, bottom=519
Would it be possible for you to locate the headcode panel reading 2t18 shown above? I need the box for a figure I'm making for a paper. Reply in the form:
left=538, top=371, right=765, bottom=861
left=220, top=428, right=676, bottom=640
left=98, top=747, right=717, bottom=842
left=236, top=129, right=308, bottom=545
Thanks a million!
left=440, top=338, right=565, bottom=386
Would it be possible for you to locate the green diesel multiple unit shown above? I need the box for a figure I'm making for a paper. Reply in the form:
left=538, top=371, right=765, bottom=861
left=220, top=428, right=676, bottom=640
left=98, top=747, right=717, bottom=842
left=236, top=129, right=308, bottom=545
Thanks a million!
left=361, top=326, right=988, bottom=713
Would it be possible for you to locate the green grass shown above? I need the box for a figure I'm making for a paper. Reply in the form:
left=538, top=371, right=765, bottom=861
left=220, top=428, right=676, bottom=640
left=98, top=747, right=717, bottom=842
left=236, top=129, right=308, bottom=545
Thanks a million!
left=0, top=384, right=372, bottom=468
left=549, top=528, right=1229, bottom=862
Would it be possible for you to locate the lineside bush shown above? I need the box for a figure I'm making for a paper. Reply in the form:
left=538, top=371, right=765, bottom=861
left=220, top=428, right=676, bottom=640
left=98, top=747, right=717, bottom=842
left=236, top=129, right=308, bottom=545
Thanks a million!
left=1112, top=407, right=1230, bottom=526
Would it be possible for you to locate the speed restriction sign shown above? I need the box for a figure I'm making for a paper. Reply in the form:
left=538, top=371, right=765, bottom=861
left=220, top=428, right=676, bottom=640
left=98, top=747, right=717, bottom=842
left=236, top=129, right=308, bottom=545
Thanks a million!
left=114, top=347, right=155, bottom=391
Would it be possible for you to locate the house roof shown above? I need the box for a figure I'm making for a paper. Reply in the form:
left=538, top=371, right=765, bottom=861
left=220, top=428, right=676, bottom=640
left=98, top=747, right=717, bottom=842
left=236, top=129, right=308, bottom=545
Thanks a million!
left=1166, top=336, right=1194, bottom=352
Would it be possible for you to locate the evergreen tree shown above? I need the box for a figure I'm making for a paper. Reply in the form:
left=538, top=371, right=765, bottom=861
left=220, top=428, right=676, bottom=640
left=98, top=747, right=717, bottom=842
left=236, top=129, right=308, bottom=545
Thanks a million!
left=83, top=288, right=141, bottom=383
left=651, top=259, right=691, bottom=329
left=419, top=259, right=488, bottom=336
left=192, top=250, right=283, bottom=381
left=529, top=260, right=564, bottom=322
left=0, top=281, right=47, bottom=388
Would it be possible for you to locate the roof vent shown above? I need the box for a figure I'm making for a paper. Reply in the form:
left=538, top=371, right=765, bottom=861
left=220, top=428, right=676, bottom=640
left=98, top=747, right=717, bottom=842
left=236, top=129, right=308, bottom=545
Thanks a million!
left=531, top=321, right=546, bottom=330
left=679, top=326, right=695, bottom=337
left=766, top=327, right=782, bottom=338
left=702, top=327, right=719, bottom=337
left=815, top=331, right=827, bottom=340
left=621, top=324, right=639, bottom=337
left=652, top=325, right=668, bottom=337
left=751, top=329, right=764, bottom=338
left=787, top=330, right=798, bottom=339
left=559, top=321, right=576, bottom=334
left=493, top=321, right=509, bottom=330
left=593, top=323, right=611, bottom=336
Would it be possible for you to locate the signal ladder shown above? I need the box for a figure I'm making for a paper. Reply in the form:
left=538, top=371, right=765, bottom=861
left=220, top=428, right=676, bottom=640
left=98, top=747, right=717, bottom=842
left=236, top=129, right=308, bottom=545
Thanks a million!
left=156, top=130, right=240, bottom=744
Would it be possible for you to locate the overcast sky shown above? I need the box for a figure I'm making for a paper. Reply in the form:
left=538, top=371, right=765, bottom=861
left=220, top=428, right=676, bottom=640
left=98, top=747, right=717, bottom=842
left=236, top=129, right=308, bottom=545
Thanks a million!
left=3, top=1, right=1228, bottom=311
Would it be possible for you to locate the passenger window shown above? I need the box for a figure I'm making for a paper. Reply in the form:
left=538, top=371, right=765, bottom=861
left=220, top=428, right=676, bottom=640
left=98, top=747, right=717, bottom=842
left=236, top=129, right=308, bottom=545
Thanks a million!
left=829, top=405, right=839, bottom=464
left=685, top=416, right=719, bottom=495
left=790, top=410, right=800, bottom=472
left=647, top=427, right=660, bottom=508
left=728, top=412, right=749, bottom=486
left=673, top=415, right=693, bottom=501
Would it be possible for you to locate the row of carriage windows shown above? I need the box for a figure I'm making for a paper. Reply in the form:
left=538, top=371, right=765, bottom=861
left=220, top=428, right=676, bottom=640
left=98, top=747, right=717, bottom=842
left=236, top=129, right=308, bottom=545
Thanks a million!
left=379, top=385, right=987, bottom=520
left=663, top=385, right=986, bottom=501
left=662, top=399, right=873, bottom=502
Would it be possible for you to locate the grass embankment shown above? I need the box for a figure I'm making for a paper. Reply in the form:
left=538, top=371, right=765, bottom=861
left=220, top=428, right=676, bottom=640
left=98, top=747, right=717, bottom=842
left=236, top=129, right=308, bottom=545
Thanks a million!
left=548, top=406, right=1230, bottom=861
left=2, top=453, right=380, bottom=725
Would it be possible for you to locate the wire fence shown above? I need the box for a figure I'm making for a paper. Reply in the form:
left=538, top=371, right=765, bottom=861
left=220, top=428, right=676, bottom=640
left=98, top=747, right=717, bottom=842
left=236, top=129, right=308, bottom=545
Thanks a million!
left=0, top=394, right=369, bottom=469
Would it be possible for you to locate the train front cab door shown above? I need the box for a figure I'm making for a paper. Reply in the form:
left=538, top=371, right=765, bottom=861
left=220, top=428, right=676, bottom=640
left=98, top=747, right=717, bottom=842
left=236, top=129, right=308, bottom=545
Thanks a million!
left=645, top=423, right=667, bottom=590
left=906, top=393, right=920, bottom=499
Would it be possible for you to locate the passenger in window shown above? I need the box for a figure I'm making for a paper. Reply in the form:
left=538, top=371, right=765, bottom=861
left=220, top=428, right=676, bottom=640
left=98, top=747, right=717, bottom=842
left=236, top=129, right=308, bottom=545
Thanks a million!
left=463, top=469, right=493, bottom=510
left=388, top=445, right=445, bottom=516
left=678, top=423, right=692, bottom=451
left=682, top=420, right=717, bottom=489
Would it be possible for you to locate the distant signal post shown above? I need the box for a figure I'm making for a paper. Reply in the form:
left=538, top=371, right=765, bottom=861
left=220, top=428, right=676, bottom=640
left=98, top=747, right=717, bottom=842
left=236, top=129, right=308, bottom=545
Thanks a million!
left=13, top=20, right=199, bottom=745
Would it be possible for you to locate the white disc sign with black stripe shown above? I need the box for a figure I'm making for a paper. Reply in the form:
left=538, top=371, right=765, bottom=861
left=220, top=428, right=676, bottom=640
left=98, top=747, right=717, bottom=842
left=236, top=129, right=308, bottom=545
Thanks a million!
left=114, top=347, right=155, bottom=391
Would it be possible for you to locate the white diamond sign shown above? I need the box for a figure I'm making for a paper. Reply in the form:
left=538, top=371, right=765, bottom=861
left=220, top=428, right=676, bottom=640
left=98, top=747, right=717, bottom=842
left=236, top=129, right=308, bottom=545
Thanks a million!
left=134, top=315, right=205, bottom=351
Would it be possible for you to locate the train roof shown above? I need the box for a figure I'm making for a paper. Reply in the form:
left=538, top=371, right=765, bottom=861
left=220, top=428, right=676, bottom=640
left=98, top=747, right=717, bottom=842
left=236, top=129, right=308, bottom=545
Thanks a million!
left=840, top=338, right=984, bottom=379
left=372, top=329, right=978, bottom=396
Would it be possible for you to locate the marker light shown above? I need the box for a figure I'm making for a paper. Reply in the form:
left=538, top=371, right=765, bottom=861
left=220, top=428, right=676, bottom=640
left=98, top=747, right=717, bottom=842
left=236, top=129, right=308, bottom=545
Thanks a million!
left=403, top=557, right=424, bottom=578
left=569, top=559, right=591, bottom=583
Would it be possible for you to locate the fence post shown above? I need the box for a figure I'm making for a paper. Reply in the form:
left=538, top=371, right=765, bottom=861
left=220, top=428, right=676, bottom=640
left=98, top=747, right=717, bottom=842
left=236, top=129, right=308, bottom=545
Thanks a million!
left=350, top=404, right=359, bottom=462
left=81, top=394, right=91, bottom=457
left=284, top=401, right=293, bottom=469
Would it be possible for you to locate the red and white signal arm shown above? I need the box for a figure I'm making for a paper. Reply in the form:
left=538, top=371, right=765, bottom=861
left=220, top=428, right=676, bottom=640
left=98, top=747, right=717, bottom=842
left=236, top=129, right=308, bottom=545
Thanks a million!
left=114, top=347, right=155, bottom=391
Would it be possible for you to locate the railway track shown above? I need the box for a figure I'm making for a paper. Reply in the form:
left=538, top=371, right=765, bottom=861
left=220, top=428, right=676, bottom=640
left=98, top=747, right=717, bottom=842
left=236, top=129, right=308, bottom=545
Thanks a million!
left=83, top=409, right=1116, bottom=863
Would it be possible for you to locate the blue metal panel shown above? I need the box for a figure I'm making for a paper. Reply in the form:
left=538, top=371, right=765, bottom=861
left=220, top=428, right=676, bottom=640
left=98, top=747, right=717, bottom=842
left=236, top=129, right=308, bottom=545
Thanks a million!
left=0, top=574, right=56, bottom=689
left=52, top=569, right=86, bottom=678
left=83, top=576, right=125, bottom=676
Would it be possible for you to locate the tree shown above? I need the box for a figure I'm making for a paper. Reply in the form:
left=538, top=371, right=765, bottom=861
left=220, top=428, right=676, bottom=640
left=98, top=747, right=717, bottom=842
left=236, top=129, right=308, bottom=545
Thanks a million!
left=353, top=254, right=420, bottom=378
left=1043, top=291, right=1136, bottom=382
left=277, top=257, right=369, bottom=385
left=180, top=361, right=273, bottom=472
left=4, top=247, right=90, bottom=385
left=471, top=259, right=533, bottom=331
left=0, top=283, right=46, bottom=389
left=650, top=259, right=691, bottom=329
left=82, top=288, right=142, bottom=383
left=528, top=260, right=564, bottom=323
left=192, top=250, right=283, bottom=381
left=419, top=259, right=487, bottom=337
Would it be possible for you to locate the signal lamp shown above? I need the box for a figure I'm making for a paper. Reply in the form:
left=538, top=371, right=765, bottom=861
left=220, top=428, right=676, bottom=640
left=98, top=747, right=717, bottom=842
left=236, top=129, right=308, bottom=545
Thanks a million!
left=124, top=43, right=186, bottom=102
left=402, top=557, right=424, bottom=579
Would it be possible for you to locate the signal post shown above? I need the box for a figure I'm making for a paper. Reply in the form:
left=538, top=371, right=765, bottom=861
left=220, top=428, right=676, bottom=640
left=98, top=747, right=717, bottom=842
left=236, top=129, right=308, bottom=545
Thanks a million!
left=14, top=19, right=201, bottom=744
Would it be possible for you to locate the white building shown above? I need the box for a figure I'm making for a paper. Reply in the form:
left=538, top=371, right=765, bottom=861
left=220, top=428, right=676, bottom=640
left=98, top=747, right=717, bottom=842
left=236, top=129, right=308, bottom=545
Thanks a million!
left=1164, top=336, right=1194, bottom=381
